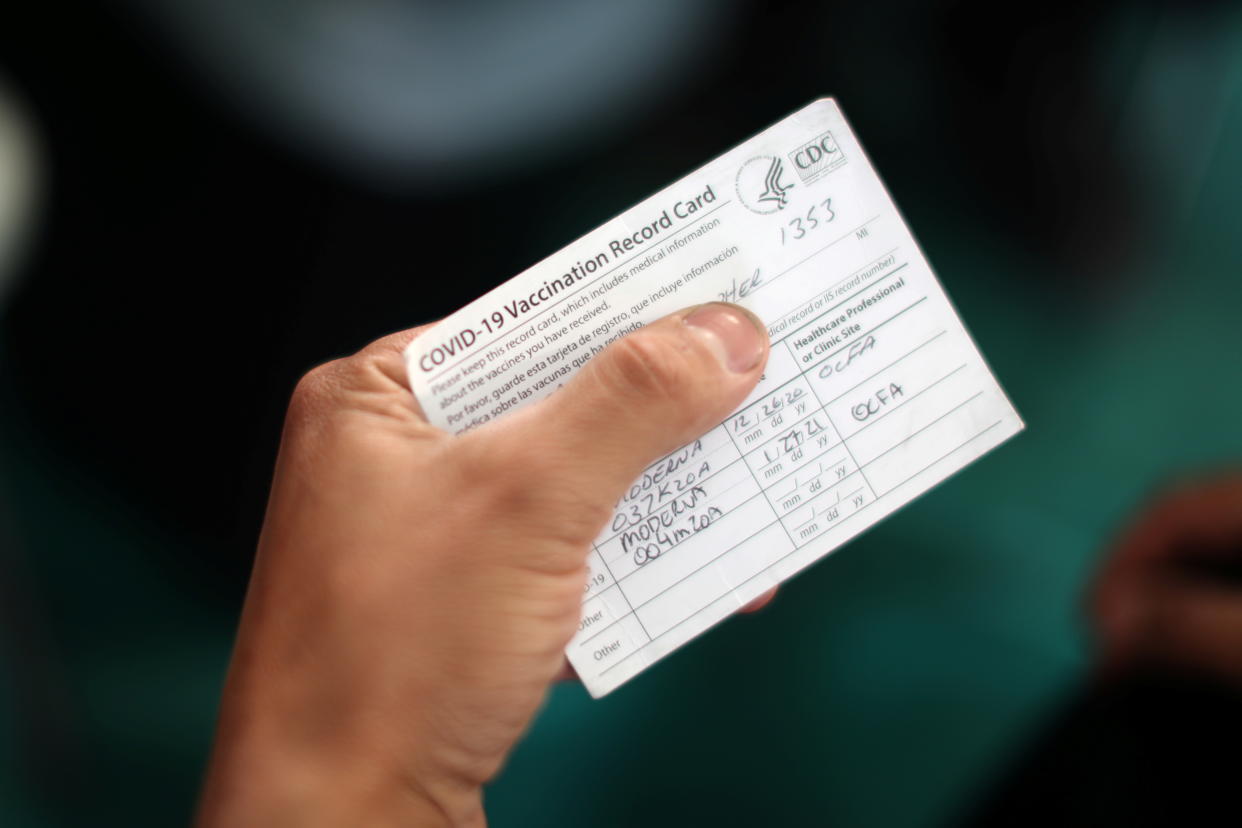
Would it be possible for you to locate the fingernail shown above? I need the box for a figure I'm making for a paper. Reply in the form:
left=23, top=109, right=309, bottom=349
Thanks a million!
left=683, top=303, right=767, bottom=373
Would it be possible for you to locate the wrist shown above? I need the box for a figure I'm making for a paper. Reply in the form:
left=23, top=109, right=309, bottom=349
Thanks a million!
left=198, top=688, right=484, bottom=827
left=199, top=735, right=482, bottom=827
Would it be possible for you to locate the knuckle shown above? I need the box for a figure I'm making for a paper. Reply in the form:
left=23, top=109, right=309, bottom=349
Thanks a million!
left=455, top=434, right=611, bottom=552
left=293, top=354, right=432, bottom=430
left=455, top=433, right=549, bottom=503
left=599, top=330, right=727, bottom=438
left=604, top=333, right=697, bottom=404
left=288, top=358, right=351, bottom=422
left=545, top=489, right=614, bottom=548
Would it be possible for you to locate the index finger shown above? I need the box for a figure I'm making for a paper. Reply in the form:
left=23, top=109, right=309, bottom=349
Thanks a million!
left=357, top=321, right=439, bottom=361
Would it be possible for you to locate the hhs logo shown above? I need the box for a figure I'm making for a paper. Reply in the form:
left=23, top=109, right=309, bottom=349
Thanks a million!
left=788, top=131, right=846, bottom=183
left=735, top=155, right=794, bottom=214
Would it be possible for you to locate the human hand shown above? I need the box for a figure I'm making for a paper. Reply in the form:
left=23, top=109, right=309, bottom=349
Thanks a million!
left=197, top=304, right=770, bottom=827
left=1089, top=473, right=1242, bottom=685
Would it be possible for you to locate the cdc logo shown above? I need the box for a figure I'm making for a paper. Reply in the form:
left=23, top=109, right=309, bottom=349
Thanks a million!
left=788, top=131, right=846, bottom=183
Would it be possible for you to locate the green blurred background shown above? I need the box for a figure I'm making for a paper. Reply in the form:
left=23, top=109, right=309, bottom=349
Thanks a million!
left=2, top=1, right=1240, bottom=825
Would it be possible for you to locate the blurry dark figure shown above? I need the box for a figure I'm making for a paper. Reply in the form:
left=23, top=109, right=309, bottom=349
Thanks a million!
left=968, top=475, right=1242, bottom=827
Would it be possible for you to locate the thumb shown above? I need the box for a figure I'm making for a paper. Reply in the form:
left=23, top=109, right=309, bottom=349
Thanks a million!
left=485, top=303, right=768, bottom=510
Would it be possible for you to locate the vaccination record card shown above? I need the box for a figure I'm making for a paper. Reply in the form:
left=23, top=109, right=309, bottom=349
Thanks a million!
left=404, top=99, right=1024, bottom=697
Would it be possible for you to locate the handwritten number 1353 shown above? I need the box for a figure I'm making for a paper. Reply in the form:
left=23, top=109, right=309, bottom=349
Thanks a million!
left=780, top=198, right=836, bottom=246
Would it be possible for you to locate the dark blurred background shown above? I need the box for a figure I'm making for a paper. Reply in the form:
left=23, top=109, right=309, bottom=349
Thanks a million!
left=1, top=1, right=1240, bottom=825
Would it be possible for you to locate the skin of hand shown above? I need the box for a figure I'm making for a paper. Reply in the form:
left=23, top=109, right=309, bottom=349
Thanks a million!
left=197, top=304, right=771, bottom=827
left=1089, top=473, right=1242, bottom=685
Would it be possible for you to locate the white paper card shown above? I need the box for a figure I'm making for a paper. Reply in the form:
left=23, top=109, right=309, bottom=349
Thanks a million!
left=404, top=99, right=1023, bottom=697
